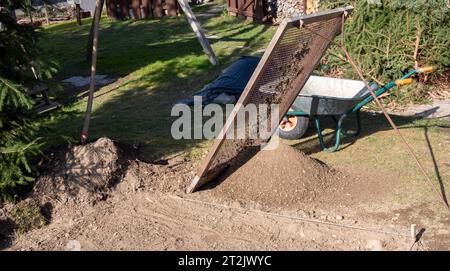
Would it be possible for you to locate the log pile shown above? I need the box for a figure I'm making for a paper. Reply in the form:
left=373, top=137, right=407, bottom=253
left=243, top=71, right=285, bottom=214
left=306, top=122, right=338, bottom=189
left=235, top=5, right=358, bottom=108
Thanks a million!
left=106, top=0, right=181, bottom=20
left=266, top=0, right=320, bottom=21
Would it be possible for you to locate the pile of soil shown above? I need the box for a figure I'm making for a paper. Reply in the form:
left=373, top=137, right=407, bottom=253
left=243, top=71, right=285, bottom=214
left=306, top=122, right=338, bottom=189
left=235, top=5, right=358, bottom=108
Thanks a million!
left=116, top=155, right=195, bottom=196
left=211, top=143, right=351, bottom=209
left=32, top=138, right=126, bottom=206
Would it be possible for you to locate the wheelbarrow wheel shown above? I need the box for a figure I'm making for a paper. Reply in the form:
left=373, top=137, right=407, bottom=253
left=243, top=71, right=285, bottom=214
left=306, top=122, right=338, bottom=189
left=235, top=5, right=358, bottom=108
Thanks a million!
left=278, top=115, right=309, bottom=140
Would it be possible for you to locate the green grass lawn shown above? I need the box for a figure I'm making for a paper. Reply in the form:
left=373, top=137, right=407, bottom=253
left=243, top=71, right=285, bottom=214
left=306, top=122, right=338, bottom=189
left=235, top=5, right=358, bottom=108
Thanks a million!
left=38, top=6, right=275, bottom=158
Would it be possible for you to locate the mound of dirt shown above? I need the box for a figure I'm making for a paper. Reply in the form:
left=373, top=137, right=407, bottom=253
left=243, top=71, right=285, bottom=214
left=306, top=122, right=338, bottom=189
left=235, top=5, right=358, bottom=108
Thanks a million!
left=116, top=156, right=195, bottom=196
left=32, top=138, right=125, bottom=205
left=211, top=143, right=350, bottom=209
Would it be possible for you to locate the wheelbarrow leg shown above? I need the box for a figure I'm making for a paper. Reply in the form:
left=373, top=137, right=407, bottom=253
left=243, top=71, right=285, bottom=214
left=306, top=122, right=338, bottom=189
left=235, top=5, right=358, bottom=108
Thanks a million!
left=313, top=116, right=342, bottom=153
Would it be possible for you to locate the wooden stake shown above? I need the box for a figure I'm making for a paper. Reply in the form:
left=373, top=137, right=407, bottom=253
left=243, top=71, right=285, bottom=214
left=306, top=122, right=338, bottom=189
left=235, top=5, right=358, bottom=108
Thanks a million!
left=177, top=0, right=218, bottom=66
left=166, top=0, right=178, bottom=17
left=131, top=0, right=141, bottom=19
left=75, top=3, right=82, bottom=26
left=153, top=0, right=163, bottom=17
left=81, top=0, right=104, bottom=144
left=44, top=3, right=50, bottom=25
left=106, top=0, right=118, bottom=20
left=118, top=0, right=129, bottom=18
left=410, top=224, right=417, bottom=242
left=413, top=24, right=421, bottom=70
left=28, top=0, right=33, bottom=24
left=141, top=0, right=152, bottom=18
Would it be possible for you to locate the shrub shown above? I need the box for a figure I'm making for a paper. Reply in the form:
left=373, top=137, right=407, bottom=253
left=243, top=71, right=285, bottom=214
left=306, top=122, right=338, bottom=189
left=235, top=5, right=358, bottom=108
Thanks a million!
left=0, top=1, right=53, bottom=200
left=319, top=0, right=450, bottom=85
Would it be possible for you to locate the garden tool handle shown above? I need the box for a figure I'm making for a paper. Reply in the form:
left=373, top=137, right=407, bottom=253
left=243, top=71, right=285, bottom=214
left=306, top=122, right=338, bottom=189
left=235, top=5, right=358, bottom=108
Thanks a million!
left=395, top=78, right=413, bottom=86
left=418, top=66, right=433, bottom=73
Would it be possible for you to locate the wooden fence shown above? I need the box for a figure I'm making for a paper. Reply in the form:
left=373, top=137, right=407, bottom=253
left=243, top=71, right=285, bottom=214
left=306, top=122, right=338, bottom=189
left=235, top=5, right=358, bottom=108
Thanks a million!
left=106, top=0, right=181, bottom=19
left=227, top=0, right=265, bottom=21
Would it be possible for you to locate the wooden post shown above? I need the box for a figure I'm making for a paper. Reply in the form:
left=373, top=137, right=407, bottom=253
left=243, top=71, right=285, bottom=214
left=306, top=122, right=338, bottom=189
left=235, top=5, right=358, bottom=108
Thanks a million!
left=28, top=0, right=33, bottom=24
left=141, top=0, right=152, bottom=18
left=75, top=3, right=82, bottom=25
left=254, top=0, right=264, bottom=20
left=413, top=24, right=421, bottom=70
left=82, top=0, right=104, bottom=143
left=43, top=3, right=50, bottom=25
left=131, top=0, right=141, bottom=19
left=10, top=8, right=17, bottom=23
left=106, top=0, right=118, bottom=20
left=153, top=0, right=163, bottom=17
left=166, top=0, right=178, bottom=16
left=118, top=0, right=129, bottom=18
left=177, top=0, right=218, bottom=65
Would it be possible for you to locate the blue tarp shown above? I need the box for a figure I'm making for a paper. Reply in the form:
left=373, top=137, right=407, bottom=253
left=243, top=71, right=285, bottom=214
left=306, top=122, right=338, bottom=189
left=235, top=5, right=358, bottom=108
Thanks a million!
left=178, top=56, right=261, bottom=105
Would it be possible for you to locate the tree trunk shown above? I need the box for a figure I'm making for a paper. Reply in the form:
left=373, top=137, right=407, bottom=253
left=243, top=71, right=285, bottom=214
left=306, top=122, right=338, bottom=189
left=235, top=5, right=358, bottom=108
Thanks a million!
left=118, top=0, right=129, bottom=18
left=166, top=0, right=178, bottom=16
left=131, top=0, right=141, bottom=19
left=75, top=3, right=82, bottom=25
left=28, top=0, right=33, bottom=24
left=141, top=0, right=152, bottom=18
left=44, top=3, right=50, bottom=25
left=81, top=0, right=105, bottom=144
left=106, top=0, right=118, bottom=20
left=153, top=0, right=163, bottom=17
left=10, top=9, right=17, bottom=23
left=86, top=0, right=104, bottom=65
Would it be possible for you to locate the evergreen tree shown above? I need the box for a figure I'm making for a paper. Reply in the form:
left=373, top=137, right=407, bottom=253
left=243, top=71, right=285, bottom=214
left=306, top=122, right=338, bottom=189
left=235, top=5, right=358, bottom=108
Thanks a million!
left=0, top=0, right=52, bottom=200
left=320, top=0, right=450, bottom=83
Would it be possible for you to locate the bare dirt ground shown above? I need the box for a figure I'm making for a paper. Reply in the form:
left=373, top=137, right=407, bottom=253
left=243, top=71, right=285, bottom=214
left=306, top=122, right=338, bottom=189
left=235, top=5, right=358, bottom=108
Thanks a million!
left=2, top=137, right=449, bottom=251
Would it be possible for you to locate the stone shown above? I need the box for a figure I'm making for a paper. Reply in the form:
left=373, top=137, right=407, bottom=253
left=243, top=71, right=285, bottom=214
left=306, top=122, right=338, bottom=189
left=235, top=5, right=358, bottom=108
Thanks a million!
left=65, top=240, right=81, bottom=251
left=366, top=239, right=383, bottom=251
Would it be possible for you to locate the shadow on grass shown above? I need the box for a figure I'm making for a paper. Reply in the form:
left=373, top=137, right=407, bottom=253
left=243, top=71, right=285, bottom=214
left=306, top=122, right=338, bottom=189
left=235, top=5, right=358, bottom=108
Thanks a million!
left=39, top=11, right=274, bottom=162
left=292, top=112, right=450, bottom=155
left=424, top=120, right=449, bottom=207
left=291, top=111, right=450, bottom=206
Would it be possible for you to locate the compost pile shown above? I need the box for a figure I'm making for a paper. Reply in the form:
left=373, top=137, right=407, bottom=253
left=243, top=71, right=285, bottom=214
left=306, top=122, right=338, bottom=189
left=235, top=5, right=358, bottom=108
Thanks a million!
left=212, top=143, right=350, bottom=209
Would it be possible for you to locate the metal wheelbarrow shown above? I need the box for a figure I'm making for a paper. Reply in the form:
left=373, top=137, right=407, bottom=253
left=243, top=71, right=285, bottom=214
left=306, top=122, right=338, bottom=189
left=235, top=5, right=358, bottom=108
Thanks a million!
left=278, top=67, right=433, bottom=152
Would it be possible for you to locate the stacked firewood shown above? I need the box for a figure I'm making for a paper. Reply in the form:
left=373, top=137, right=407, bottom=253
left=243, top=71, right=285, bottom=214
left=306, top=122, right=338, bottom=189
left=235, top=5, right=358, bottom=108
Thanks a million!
left=267, top=0, right=320, bottom=21
left=276, top=0, right=306, bottom=19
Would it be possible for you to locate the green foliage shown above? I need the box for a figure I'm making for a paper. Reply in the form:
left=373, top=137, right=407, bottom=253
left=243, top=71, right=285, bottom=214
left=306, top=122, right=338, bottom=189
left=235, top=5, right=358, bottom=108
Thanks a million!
left=0, top=1, right=51, bottom=201
left=9, top=200, right=46, bottom=234
left=319, top=0, right=450, bottom=84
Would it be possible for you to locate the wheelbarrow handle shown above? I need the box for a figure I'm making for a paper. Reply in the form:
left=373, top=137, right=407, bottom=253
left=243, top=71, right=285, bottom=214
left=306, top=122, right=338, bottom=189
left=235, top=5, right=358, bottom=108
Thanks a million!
left=350, top=66, right=434, bottom=114
left=395, top=78, right=413, bottom=86
left=418, top=66, right=433, bottom=73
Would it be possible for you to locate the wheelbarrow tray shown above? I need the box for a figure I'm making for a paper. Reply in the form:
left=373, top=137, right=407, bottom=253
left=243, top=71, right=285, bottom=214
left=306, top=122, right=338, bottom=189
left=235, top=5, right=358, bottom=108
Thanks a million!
left=291, top=76, right=378, bottom=115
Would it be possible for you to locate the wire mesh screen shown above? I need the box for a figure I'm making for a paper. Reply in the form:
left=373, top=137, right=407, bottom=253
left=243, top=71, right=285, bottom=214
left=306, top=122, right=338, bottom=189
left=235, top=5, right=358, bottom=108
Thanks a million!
left=188, top=7, right=353, bottom=192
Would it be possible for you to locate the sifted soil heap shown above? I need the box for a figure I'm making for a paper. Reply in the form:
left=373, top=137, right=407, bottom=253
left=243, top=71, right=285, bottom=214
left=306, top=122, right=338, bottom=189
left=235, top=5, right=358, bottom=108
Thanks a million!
left=211, top=143, right=351, bottom=209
